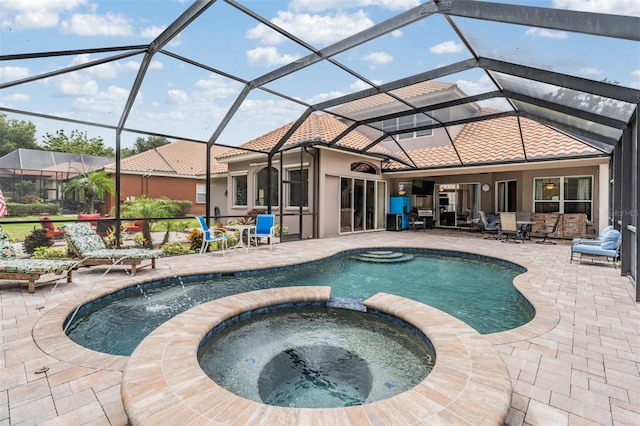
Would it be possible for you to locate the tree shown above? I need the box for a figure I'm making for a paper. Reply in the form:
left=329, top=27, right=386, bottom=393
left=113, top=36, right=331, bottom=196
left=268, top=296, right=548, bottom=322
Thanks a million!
left=128, top=136, right=170, bottom=155
left=42, top=129, right=115, bottom=157
left=63, top=170, right=115, bottom=213
left=0, top=113, right=39, bottom=157
left=118, top=196, right=179, bottom=249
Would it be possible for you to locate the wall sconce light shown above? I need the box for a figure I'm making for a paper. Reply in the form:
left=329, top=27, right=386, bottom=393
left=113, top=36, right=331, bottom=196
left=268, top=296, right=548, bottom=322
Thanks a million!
left=544, top=181, right=555, bottom=190
left=224, top=190, right=228, bottom=197
left=398, top=184, right=406, bottom=196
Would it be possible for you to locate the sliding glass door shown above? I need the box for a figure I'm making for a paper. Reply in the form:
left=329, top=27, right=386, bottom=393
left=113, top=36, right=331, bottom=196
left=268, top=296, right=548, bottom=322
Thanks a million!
left=339, top=177, right=386, bottom=233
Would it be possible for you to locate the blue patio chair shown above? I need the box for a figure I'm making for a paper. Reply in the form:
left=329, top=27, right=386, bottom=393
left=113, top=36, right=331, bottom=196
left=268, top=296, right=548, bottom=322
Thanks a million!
left=570, top=229, right=621, bottom=268
left=196, top=216, right=228, bottom=254
left=572, top=225, right=613, bottom=245
left=249, top=214, right=276, bottom=250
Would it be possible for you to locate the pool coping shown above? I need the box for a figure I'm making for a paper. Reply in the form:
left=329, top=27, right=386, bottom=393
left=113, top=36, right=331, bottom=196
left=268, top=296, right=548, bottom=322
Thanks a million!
left=120, top=286, right=513, bottom=425
left=32, top=245, right=560, bottom=373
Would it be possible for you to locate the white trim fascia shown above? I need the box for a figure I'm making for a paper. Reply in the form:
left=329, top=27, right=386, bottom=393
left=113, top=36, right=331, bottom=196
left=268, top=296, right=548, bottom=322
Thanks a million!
left=383, top=157, right=609, bottom=179
left=318, top=145, right=386, bottom=163
left=103, top=169, right=226, bottom=179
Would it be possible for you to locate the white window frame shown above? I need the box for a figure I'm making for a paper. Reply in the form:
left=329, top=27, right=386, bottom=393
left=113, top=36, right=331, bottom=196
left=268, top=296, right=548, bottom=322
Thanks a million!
left=533, top=175, right=594, bottom=219
left=196, top=183, right=206, bottom=204
left=284, top=165, right=309, bottom=209
left=231, top=172, right=248, bottom=208
left=381, top=114, right=433, bottom=140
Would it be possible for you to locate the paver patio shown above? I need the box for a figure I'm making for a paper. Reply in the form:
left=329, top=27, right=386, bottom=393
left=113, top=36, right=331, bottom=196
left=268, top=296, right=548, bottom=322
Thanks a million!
left=1, top=229, right=638, bottom=425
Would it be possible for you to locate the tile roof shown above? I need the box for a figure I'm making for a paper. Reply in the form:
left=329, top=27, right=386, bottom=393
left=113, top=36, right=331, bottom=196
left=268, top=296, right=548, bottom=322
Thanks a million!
left=329, top=81, right=457, bottom=116
left=382, top=115, right=601, bottom=170
left=217, top=113, right=373, bottom=158
left=104, top=140, right=229, bottom=176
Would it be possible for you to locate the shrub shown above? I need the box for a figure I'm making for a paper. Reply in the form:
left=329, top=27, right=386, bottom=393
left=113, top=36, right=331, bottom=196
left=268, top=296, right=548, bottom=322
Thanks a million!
left=161, top=242, right=194, bottom=256
left=173, top=200, right=193, bottom=217
left=5, top=202, right=61, bottom=216
left=186, top=228, right=203, bottom=252
left=31, top=247, right=67, bottom=259
left=131, top=232, right=147, bottom=248
left=23, top=227, right=54, bottom=254
left=274, top=224, right=288, bottom=237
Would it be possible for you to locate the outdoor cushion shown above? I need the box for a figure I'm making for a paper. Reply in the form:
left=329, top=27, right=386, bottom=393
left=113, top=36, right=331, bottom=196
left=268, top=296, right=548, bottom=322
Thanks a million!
left=571, top=244, right=618, bottom=258
left=0, top=239, right=16, bottom=259
left=0, top=258, right=77, bottom=275
left=599, top=230, right=620, bottom=250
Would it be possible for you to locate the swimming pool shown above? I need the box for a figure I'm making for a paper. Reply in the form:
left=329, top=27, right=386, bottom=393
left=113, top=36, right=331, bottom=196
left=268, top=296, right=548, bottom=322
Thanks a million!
left=65, top=249, right=533, bottom=356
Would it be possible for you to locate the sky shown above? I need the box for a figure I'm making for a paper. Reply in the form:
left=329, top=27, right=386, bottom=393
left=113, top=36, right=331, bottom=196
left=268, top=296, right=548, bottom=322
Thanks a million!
left=0, top=0, right=638, bottom=151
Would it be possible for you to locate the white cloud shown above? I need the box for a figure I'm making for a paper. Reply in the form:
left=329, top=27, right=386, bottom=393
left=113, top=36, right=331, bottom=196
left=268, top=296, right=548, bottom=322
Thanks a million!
left=194, top=74, right=242, bottom=98
left=525, top=28, right=568, bottom=39
left=140, top=25, right=167, bottom=39
left=455, top=75, right=495, bottom=96
left=350, top=79, right=381, bottom=91
left=578, top=67, right=603, bottom=77
left=553, top=0, right=640, bottom=17
left=305, top=91, right=348, bottom=104
left=632, top=69, right=640, bottom=77
left=1, top=93, right=30, bottom=102
left=362, top=51, right=393, bottom=65
left=289, top=0, right=420, bottom=13
left=148, top=60, right=164, bottom=71
left=391, top=29, right=402, bottom=38
left=60, top=13, right=134, bottom=36
left=430, top=41, right=464, bottom=54
left=0, top=65, right=30, bottom=82
left=167, top=89, right=188, bottom=105
left=1, top=0, right=87, bottom=30
left=71, top=85, right=130, bottom=112
left=70, top=54, right=140, bottom=78
left=246, top=46, right=302, bottom=67
left=247, top=10, right=374, bottom=46
left=53, top=72, right=99, bottom=96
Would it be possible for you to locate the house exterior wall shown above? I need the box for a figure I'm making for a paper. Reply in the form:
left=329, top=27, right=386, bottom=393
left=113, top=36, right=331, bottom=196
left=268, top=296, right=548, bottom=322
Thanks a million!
left=317, top=148, right=387, bottom=238
left=103, top=174, right=223, bottom=217
left=223, top=149, right=316, bottom=237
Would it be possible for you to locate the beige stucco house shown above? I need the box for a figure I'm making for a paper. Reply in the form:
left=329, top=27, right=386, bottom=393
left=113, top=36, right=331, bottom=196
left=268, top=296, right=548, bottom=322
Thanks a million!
left=216, top=82, right=609, bottom=240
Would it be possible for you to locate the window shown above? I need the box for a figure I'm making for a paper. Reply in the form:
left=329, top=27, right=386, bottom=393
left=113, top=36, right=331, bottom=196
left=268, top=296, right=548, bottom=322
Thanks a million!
left=232, top=174, right=247, bottom=206
left=381, top=114, right=433, bottom=139
left=287, top=168, right=308, bottom=207
left=534, top=176, right=593, bottom=219
left=255, top=167, right=278, bottom=206
left=196, top=183, right=206, bottom=203
left=496, top=180, right=517, bottom=212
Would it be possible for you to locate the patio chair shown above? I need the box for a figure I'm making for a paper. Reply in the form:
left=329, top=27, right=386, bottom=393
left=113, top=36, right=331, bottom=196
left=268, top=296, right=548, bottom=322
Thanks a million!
left=195, top=216, right=228, bottom=254
left=572, top=225, right=613, bottom=245
left=499, top=212, right=522, bottom=243
left=61, top=223, right=161, bottom=275
left=407, top=212, right=426, bottom=231
left=571, top=229, right=621, bottom=268
left=249, top=214, right=276, bottom=250
left=479, top=211, right=499, bottom=239
left=0, top=233, right=76, bottom=293
left=40, top=216, right=62, bottom=239
left=535, top=214, right=562, bottom=244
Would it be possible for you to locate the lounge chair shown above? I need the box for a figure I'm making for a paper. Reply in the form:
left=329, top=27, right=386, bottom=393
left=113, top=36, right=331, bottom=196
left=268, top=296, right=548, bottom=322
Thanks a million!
left=62, top=223, right=161, bottom=275
left=0, top=231, right=76, bottom=293
left=499, top=212, right=522, bottom=243
left=479, top=211, right=499, bottom=239
left=195, top=216, right=228, bottom=254
left=571, top=229, right=621, bottom=268
left=249, top=214, right=276, bottom=250
left=535, top=214, right=562, bottom=244
left=572, top=225, right=614, bottom=245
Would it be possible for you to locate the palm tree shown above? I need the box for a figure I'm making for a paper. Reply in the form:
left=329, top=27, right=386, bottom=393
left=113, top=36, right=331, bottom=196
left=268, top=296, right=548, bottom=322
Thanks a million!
left=64, top=170, right=115, bottom=213
left=118, top=196, right=179, bottom=249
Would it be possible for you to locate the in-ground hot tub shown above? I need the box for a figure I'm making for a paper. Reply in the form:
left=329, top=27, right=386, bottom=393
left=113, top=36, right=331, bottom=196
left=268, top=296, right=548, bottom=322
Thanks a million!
left=121, top=287, right=513, bottom=425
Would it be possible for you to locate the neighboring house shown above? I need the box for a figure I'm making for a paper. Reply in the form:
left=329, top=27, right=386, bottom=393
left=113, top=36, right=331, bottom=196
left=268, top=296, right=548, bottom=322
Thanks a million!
left=102, top=141, right=229, bottom=217
left=217, top=82, right=609, bottom=239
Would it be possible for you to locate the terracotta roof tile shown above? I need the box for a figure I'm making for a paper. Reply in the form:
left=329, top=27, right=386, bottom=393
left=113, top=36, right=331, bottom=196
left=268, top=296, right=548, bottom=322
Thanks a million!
left=330, top=81, right=457, bottom=116
left=218, top=113, right=373, bottom=158
left=105, top=140, right=229, bottom=176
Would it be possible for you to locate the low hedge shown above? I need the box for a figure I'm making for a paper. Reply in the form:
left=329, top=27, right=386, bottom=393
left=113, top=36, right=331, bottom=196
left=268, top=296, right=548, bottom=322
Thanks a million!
left=5, top=202, right=61, bottom=216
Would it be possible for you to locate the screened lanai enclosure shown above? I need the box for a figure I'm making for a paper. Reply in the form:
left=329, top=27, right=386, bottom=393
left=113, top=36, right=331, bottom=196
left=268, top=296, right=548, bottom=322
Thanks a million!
left=1, top=0, right=638, bottom=294
left=0, top=149, right=113, bottom=208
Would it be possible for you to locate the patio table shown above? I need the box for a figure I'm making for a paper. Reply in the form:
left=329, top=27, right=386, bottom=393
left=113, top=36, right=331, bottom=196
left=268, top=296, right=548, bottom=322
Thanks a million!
left=225, top=224, right=256, bottom=252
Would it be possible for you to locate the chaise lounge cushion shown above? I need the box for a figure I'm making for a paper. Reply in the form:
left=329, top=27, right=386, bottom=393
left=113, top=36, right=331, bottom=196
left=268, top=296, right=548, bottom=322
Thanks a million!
left=599, top=230, right=620, bottom=250
left=0, top=239, right=17, bottom=259
left=62, top=223, right=162, bottom=260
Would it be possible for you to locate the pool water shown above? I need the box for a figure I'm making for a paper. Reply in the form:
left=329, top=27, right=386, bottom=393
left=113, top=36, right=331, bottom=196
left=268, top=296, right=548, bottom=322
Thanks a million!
left=198, top=308, right=435, bottom=408
left=65, top=251, right=532, bottom=356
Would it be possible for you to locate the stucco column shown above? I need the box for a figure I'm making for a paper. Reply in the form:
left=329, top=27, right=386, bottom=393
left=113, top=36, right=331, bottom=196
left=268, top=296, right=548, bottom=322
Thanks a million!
left=599, top=162, right=609, bottom=232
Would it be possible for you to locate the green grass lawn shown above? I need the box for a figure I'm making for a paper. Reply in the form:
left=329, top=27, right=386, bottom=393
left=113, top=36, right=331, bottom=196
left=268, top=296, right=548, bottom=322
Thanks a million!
left=1, top=216, right=199, bottom=242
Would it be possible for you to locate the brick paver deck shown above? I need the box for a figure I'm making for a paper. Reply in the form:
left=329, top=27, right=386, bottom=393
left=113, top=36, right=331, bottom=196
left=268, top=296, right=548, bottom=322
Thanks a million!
left=1, top=230, right=638, bottom=425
